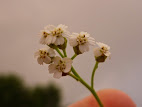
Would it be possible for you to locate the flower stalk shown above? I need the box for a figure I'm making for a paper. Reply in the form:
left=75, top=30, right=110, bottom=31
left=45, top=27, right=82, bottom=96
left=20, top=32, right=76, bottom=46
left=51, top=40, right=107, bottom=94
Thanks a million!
left=63, top=49, right=67, bottom=57
left=54, top=46, right=64, bottom=58
left=71, top=54, right=77, bottom=60
left=91, top=61, right=99, bottom=89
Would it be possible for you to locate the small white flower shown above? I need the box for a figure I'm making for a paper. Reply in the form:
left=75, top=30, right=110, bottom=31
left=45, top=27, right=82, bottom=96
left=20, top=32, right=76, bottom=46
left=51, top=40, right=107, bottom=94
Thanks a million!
left=94, top=42, right=111, bottom=57
left=48, top=56, right=73, bottom=79
left=39, top=24, right=69, bottom=45
left=34, top=47, right=55, bottom=65
left=69, top=32, right=95, bottom=53
left=52, top=24, right=69, bottom=45
left=39, top=25, right=55, bottom=45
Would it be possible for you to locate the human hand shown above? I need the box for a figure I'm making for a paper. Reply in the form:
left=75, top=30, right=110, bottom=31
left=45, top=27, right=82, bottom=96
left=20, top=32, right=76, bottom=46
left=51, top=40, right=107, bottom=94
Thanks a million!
left=68, top=89, right=136, bottom=107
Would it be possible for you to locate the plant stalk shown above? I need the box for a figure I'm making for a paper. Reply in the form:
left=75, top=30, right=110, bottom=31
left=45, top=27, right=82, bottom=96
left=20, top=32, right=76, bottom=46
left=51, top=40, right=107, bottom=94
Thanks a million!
left=91, top=61, right=99, bottom=88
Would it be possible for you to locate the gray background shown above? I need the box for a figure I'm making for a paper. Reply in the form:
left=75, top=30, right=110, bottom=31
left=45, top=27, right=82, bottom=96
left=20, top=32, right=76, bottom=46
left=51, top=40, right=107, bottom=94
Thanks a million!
left=0, top=0, right=142, bottom=106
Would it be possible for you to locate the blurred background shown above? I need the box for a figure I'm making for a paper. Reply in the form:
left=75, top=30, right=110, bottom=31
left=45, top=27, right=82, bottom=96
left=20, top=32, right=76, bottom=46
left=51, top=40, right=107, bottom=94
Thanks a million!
left=0, top=0, right=142, bottom=106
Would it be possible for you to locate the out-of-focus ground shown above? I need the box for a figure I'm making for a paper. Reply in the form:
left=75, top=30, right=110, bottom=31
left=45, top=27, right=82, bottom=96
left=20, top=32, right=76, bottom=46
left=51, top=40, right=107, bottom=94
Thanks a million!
left=0, top=0, right=142, bottom=106
left=0, top=74, right=61, bottom=107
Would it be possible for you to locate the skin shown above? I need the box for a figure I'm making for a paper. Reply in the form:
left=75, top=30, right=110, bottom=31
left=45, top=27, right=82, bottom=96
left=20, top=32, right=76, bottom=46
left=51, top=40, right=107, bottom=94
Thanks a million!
left=68, top=89, right=136, bottom=107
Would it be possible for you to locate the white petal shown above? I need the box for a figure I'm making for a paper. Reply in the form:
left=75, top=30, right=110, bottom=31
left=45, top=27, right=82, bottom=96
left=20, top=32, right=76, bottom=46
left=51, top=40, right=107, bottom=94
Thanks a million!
left=44, top=25, right=55, bottom=31
left=53, top=71, right=62, bottom=79
left=37, top=57, right=43, bottom=65
left=45, top=35, right=53, bottom=45
left=57, top=24, right=68, bottom=29
left=48, top=64, right=58, bottom=74
left=34, top=51, right=40, bottom=58
left=104, top=51, right=111, bottom=57
left=39, top=36, right=46, bottom=44
left=80, top=31, right=89, bottom=36
left=48, top=48, right=55, bottom=57
left=96, top=42, right=110, bottom=50
left=63, top=57, right=73, bottom=63
left=79, top=43, right=89, bottom=53
left=88, top=37, right=95, bottom=45
left=43, top=56, right=51, bottom=64
left=54, top=36, right=65, bottom=45
left=51, top=36, right=56, bottom=43
left=62, top=31, right=70, bottom=37
left=94, top=47, right=102, bottom=57
left=69, top=36, right=78, bottom=47
left=53, top=56, right=61, bottom=64
left=63, top=58, right=72, bottom=73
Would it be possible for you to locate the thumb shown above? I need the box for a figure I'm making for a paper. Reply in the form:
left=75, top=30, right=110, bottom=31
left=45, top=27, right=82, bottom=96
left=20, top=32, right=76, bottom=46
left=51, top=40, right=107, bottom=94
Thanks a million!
left=68, top=89, right=136, bottom=107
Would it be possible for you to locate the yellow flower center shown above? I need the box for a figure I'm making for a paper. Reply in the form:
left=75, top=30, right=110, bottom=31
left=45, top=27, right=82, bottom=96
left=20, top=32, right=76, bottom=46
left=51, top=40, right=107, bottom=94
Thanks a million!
left=56, top=60, right=66, bottom=72
left=39, top=50, right=48, bottom=58
left=51, top=28, right=64, bottom=37
left=42, top=31, right=49, bottom=38
left=77, top=34, right=88, bottom=45
left=100, top=47, right=108, bottom=54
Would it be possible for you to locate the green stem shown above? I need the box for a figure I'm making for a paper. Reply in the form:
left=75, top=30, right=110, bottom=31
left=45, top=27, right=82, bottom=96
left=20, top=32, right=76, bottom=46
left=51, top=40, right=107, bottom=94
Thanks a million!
left=71, top=54, right=77, bottom=60
left=69, top=73, right=79, bottom=81
left=71, top=66, right=81, bottom=79
left=69, top=72, right=103, bottom=107
left=91, top=61, right=99, bottom=89
left=54, top=47, right=64, bottom=58
left=63, top=49, right=67, bottom=57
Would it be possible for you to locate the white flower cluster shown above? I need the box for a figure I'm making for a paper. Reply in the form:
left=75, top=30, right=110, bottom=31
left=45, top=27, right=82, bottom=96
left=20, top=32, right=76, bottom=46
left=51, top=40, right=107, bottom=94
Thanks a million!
left=34, top=47, right=73, bottom=79
left=39, top=24, right=69, bottom=45
left=35, top=24, right=111, bottom=78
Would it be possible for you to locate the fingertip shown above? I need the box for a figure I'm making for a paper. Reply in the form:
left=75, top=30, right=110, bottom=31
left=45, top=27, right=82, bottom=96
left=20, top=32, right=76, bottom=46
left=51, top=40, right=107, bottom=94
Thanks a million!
left=68, top=89, right=136, bottom=107
left=97, top=89, right=136, bottom=107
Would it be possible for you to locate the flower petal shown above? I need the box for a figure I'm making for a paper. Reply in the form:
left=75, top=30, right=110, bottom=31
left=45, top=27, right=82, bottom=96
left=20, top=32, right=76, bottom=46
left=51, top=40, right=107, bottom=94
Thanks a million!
left=62, top=58, right=73, bottom=73
left=37, top=57, right=43, bottom=65
left=64, top=63, right=72, bottom=73
left=54, top=36, right=65, bottom=45
left=62, top=31, right=70, bottom=38
left=63, top=57, right=73, bottom=63
left=34, top=51, right=40, bottom=58
left=53, top=71, right=62, bottom=79
left=79, top=43, right=89, bottom=53
left=48, top=64, right=58, bottom=74
left=94, top=47, right=102, bottom=57
left=53, top=56, right=61, bottom=64
left=51, top=36, right=56, bottom=43
left=104, top=51, right=111, bottom=57
left=43, top=56, right=51, bottom=64
left=48, top=48, right=55, bottom=57
left=44, top=25, right=55, bottom=31
left=69, top=36, right=78, bottom=47
left=39, top=36, right=46, bottom=44
left=96, top=42, right=110, bottom=50
left=88, top=37, right=95, bottom=45
left=45, top=35, right=53, bottom=45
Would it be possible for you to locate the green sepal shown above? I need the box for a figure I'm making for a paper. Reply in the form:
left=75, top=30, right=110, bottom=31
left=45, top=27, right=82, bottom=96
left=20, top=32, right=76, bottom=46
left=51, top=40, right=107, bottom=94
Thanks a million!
left=48, top=44, right=56, bottom=49
left=73, top=45, right=82, bottom=55
left=95, top=55, right=107, bottom=63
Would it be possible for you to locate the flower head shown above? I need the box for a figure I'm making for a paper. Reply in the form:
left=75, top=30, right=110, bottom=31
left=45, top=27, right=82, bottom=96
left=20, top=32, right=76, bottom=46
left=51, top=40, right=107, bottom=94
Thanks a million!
left=39, top=24, right=69, bottom=45
left=34, top=47, right=55, bottom=65
left=39, top=25, right=55, bottom=45
left=69, top=32, right=95, bottom=54
left=48, top=56, right=73, bottom=79
left=94, top=42, right=111, bottom=62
